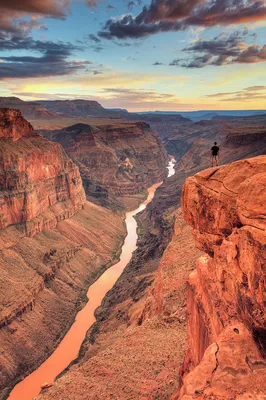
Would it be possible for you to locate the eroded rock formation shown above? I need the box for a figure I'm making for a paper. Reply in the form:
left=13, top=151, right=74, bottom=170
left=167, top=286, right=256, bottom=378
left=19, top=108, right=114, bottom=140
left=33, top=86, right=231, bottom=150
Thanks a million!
left=0, top=108, right=86, bottom=234
left=0, top=109, right=125, bottom=398
left=43, top=121, right=167, bottom=210
left=0, top=108, right=35, bottom=141
left=179, top=155, right=266, bottom=399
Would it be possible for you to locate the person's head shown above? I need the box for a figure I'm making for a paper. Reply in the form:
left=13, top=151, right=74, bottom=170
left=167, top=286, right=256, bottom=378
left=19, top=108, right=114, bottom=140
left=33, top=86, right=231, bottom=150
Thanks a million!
left=214, top=142, right=217, bottom=145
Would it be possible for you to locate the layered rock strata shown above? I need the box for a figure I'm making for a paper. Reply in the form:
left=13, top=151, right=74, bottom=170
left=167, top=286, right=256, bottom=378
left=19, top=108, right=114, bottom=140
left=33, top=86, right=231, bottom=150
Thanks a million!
left=179, top=155, right=266, bottom=399
left=0, top=109, right=125, bottom=398
left=0, top=108, right=86, bottom=235
left=43, top=122, right=167, bottom=210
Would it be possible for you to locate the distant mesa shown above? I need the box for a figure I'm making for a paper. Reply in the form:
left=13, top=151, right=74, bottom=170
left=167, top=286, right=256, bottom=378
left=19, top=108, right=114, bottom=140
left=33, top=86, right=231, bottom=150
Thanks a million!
left=0, top=97, right=265, bottom=124
left=39, top=99, right=106, bottom=117
left=0, top=97, right=61, bottom=120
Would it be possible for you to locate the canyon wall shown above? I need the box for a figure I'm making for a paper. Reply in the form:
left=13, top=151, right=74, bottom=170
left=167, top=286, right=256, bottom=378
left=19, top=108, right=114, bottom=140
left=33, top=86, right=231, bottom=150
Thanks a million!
left=0, top=109, right=125, bottom=398
left=43, top=121, right=168, bottom=210
left=0, top=108, right=86, bottom=235
left=179, top=155, right=266, bottom=399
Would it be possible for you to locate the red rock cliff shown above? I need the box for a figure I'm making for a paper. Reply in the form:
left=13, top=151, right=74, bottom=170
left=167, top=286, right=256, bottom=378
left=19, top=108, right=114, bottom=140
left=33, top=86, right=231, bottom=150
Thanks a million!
left=0, top=109, right=125, bottom=398
left=0, top=108, right=35, bottom=141
left=0, top=108, right=86, bottom=235
left=179, top=156, right=266, bottom=399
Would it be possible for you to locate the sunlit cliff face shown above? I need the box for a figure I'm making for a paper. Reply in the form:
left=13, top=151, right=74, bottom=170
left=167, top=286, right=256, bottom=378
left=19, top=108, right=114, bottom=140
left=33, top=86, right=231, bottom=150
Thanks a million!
left=0, top=0, right=266, bottom=111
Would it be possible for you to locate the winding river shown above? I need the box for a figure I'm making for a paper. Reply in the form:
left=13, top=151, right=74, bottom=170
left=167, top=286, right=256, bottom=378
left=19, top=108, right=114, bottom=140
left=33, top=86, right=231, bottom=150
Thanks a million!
left=8, top=157, right=176, bottom=400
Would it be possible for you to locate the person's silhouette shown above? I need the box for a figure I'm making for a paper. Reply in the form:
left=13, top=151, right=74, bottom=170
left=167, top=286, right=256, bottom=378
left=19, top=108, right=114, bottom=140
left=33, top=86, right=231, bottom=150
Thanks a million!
left=210, top=142, right=220, bottom=167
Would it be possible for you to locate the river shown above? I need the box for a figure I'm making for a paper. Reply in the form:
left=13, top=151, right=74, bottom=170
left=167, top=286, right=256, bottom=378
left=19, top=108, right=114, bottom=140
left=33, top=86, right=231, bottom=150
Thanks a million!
left=8, top=157, right=176, bottom=400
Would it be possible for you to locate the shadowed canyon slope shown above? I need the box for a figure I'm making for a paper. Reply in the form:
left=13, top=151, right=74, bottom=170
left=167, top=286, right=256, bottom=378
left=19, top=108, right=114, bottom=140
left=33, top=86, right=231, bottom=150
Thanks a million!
left=42, top=121, right=168, bottom=210
left=0, top=109, right=125, bottom=399
left=179, top=156, right=266, bottom=399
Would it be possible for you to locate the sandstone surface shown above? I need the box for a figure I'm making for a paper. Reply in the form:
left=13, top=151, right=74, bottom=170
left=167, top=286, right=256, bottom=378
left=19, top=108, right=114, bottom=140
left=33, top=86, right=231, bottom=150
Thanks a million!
left=179, top=155, right=266, bottom=399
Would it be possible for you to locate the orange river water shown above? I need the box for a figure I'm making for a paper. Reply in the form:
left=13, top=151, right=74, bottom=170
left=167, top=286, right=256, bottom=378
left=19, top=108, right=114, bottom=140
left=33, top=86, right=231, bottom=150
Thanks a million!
left=8, top=158, right=176, bottom=400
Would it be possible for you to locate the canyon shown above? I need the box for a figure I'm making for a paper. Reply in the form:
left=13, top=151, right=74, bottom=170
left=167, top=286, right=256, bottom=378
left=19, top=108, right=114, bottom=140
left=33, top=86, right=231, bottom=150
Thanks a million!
left=1, top=101, right=266, bottom=400
left=37, top=122, right=266, bottom=399
left=41, top=121, right=167, bottom=211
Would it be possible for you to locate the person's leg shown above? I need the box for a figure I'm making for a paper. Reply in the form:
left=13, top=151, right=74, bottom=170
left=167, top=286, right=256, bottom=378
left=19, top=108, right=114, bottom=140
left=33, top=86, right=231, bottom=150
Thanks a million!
left=216, top=156, right=219, bottom=166
left=212, top=156, right=214, bottom=167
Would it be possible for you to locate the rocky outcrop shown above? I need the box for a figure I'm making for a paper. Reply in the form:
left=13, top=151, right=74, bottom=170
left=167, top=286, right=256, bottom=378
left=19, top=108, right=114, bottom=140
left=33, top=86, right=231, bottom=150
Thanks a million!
left=43, top=121, right=167, bottom=210
left=0, top=109, right=125, bottom=398
left=0, top=109, right=86, bottom=234
left=0, top=108, right=36, bottom=141
left=179, top=155, right=266, bottom=399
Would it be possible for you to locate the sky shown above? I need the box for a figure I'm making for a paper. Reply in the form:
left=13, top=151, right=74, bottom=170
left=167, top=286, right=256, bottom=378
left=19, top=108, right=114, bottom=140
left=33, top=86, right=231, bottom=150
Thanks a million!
left=0, top=0, right=266, bottom=111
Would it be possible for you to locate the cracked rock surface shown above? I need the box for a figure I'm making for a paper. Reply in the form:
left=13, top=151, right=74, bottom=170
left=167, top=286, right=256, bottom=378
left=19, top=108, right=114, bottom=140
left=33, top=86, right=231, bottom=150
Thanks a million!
left=178, top=156, right=266, bottom=399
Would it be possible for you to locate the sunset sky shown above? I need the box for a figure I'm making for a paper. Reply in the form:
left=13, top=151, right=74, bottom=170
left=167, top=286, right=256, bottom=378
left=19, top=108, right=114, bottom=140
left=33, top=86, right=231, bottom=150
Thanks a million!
left=0, top=0, right=266, bottom=111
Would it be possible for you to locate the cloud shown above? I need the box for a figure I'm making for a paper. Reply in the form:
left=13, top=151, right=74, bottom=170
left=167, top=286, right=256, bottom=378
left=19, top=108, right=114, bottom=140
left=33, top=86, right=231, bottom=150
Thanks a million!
left=204, top=85, right=266, bottom=101
left=4, top=69, right=164, bottom=97
left=91, top=45, right=105, bottom=52
left=86, top=0, right=100, bottom=7
left=153, top=61, right=164, bottom=65
left=98, top=0, right=266, bottom=39
left=169, top=31, right=266, bottom=68
left=0, top=0, right=70, bottom=38
left=127, top=1, right=142, bottom=11
left=10, top=86, right=187, bottom=111
left=89, top=33, right=101, bottom=43
left=78, top=34, right=105, bottom=52
left=0, top=36, right=91, bottom=79
left=114, top=40, right=140, bottom=47
left=106, top=4, right=117, bottom=11
left=121, top=56, right=136, bottom=61
left=102, top=87, right=177, bottom=101
left=0, top=0, right=70, bottom=18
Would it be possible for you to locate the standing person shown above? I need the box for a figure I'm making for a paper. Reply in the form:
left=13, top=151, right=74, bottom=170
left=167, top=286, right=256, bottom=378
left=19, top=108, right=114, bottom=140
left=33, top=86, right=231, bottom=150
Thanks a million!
left=210, top=142, right=220, bottom=167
